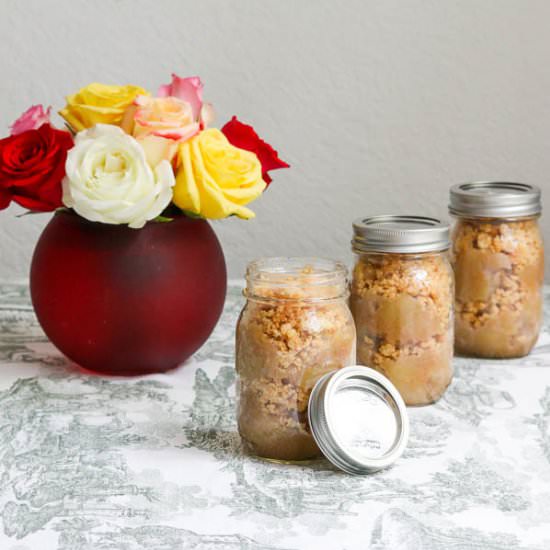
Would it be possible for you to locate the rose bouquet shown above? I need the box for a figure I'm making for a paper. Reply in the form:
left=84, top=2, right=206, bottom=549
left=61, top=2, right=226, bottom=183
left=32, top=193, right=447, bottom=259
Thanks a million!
left=0, top=73, right=288, bottom=225
left=0, top=74, right=288, bottom=376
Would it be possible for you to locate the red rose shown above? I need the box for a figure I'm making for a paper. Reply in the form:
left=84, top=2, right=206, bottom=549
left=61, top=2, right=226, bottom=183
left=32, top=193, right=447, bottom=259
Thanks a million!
left=0, top=124, right=73, bottom=212
left=221, top=116, right=289, bottom=185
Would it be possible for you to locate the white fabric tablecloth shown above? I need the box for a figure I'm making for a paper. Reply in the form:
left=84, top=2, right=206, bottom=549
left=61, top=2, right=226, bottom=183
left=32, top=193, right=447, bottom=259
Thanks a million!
left=0, top=281, right=549, bottom=550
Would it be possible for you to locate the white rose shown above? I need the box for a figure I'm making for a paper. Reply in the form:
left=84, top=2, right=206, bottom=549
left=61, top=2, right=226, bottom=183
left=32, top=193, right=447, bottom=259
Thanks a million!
left=62, top=124, right=175, bottom=229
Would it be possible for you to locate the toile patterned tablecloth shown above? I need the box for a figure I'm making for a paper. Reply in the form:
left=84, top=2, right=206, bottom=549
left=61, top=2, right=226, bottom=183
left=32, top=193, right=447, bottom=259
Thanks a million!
left=0, top=281, right=549, bottom=550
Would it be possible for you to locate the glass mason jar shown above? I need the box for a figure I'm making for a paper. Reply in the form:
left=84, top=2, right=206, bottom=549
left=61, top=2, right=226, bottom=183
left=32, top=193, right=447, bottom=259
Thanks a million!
left=236, top=257, right=356, bottom=461
left=350, top=216, right=454, bottom=406
left=449, top=182, right=544, bottom=358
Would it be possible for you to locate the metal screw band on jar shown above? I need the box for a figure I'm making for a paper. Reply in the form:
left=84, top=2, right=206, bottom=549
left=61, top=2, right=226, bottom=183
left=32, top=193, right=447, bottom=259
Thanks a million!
left=449, top=181, right=542, bottom=219
left=352, top=215, right=451, bottom=254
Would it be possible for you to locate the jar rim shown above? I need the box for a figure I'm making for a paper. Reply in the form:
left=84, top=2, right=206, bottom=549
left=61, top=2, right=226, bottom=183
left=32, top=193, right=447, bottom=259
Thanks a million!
left=245, top=257, right=349, bottom=302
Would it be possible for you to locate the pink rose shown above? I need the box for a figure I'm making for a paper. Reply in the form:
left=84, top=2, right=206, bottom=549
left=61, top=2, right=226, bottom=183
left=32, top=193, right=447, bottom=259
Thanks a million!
left=158, top=74, right=202, bottom=118
left=158, top=73, right=214, bottom=128
left=133, top=95, right=200, bottom=142
left=9, top=105, right=51, bottom=136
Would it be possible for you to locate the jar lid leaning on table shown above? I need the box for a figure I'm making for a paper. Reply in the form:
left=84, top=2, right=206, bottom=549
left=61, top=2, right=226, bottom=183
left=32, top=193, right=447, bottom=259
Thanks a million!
left=449, top=182, right=544, bottom=358
left=350, top=216, right=454, bottom=406
left=235, top=257, right=409, bottom=474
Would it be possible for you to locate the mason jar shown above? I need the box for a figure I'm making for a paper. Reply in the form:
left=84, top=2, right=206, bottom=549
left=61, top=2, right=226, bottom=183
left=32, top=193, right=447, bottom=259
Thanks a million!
left=449, top=182, right=544, bottom=358
left=236, top=257, right=356, bottom=461
left=350, top=216, right=454, bottom=406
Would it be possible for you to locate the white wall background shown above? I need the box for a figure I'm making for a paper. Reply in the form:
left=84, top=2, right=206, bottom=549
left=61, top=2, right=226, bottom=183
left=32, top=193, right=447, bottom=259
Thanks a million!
left=0, top=0, right=548, bottom=279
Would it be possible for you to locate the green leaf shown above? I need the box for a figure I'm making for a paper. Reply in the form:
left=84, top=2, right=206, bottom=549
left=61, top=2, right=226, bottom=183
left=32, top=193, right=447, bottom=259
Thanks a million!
left=179, top=209, right=206, bottom=220
left=152, top=215, right=175, bottom=223
left=15, top=210, right=49, bottom=218
left=64, top=123, right=77, bottom=136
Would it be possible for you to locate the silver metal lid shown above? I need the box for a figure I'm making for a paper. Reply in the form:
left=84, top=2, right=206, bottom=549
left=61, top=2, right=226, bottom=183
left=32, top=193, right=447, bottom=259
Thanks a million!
left=449, top=182, right=542, bottom=218
left=352, top=215, right=450, bottom=254
left=308, top=366, right=409, bottom=475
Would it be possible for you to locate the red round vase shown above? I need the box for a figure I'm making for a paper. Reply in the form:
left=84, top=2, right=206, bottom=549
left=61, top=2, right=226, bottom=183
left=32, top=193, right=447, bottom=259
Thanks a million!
left=30, top=211, right=227, bottom=375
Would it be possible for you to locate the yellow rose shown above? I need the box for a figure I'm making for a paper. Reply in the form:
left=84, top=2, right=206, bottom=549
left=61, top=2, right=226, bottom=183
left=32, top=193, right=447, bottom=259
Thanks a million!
left=173, top=128, right=266, bottom=219
left=59, top=83, right=149, bottom=132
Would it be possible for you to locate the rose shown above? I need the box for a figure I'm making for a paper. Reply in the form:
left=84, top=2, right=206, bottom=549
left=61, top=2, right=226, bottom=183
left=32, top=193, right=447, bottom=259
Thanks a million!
left=158, top=73, right=214, bottom=128
left=158, top=74, right=203, bottom=122
left=133, top=95, right=200, bottom=142
left=126, top=73, right=215, bottom=167
left=59, top=83, right=148, bottom=132
left=127, top=95, right=198, bottom=168
left=221, top=116, right=289, bottom=184
left=62, top=125, right=174, bottom=228
left=10, top=105, right=51, bottom=136
left=137, top=135, right=179, bottom=169
left=125, top=95, right=201, bottom=168
left=0, top=124, right=73, bottom=211
left=173, top=128, right=265, bottom=219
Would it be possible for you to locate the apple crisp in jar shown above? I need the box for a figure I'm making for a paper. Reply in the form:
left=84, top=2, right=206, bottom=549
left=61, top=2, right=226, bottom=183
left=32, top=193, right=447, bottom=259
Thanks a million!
left=351, top=216, right=454, bottom=406
left=449, top=182, right=544, bottom=358
left=236, top=257, right=356, bottom=461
